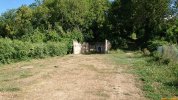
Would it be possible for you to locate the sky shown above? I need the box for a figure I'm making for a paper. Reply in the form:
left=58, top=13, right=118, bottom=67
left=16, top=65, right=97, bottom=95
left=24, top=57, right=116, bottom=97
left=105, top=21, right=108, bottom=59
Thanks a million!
left=0, top=0, right=35, bottom=15
left=0, top=0, right=116, bottom=15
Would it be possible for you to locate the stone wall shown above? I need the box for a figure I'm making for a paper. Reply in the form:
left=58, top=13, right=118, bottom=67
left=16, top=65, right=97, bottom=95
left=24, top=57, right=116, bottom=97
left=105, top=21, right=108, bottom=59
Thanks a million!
left=73, top=40, right=111, bottom=54
left=73, top=40, right=82, bottom=54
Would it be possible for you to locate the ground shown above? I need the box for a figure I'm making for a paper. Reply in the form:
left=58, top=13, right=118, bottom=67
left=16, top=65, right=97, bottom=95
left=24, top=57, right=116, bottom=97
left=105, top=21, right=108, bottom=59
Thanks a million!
left=0, top=54, right=146, bottom=100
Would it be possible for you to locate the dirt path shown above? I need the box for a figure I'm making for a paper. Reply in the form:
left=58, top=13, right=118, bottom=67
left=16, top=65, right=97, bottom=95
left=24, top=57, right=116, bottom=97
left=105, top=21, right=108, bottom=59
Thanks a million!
left=0, top=54, right=146, bottom=100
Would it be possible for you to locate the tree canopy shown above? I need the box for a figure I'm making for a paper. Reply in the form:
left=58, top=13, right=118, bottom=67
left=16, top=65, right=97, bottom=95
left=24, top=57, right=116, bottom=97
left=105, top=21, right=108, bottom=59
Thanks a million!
left=0, top=0, right=177, bottom=49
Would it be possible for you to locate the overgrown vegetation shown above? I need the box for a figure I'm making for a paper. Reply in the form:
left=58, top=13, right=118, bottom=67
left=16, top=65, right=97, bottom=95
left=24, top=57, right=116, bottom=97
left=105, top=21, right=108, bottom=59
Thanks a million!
left=0, top=0, right=110, bottom=64
left=0, top=0, right=177, bottom=49
left=0, top=38, right=69, bottom=64
left=0, top=0, right=177, bottom=98
left=0, top=0, right=176, bottom=48
left=110, top=50, right=178, bottom=100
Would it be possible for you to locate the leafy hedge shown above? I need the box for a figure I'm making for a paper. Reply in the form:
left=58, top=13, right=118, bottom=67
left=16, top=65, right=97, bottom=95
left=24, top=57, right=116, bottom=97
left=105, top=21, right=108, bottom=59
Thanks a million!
left=0, top=38, right=69, bottom=64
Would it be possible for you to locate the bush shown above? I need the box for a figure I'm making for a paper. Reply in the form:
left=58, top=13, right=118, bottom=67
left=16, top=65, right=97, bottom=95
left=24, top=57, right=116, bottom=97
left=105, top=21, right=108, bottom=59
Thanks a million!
left=30, top=43, right=48, bottom=58
left=110, top=37, right=128, bottom=49
left=12, top=40, right=33, bottom=60
left=0, top=39, right=15, bottom=63
left=0, top=38, right=70, bottom=64
left=152, top=51, right=162, bottom=62
left=21, top=29, right=46, bottom=43
left=46, top=42, right=68, bottom=56
left=147, top=40, right=168, bottom=51
left=46, top=30, right=61, bottom=42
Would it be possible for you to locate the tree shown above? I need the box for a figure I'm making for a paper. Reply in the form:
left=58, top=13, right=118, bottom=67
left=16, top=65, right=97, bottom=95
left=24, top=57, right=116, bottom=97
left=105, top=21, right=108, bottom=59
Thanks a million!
left=0, top=9, right=17, bottom=38
left=29, top=0, right=43, bottom=8
left=108, top=0, right=172, bottom=48
left=88, top=0, right=110, bottom=41
left=32, top=5, right=50, bottom=30
left=108, top=0, right=135, bottom=48
left=43, top=0, right=109, bottom=41
left=165, top=18, right=178, bottom=43
left=134, top=0, right=170, bottom=44
left=15, top=6, right=34, bottom=37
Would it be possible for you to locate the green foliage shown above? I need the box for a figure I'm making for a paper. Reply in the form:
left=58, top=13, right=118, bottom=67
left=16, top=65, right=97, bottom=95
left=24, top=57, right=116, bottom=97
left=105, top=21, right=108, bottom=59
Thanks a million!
left=147, top=40, right=168, bottom=51
left=108, top=0, right=174, bottom=48
left=0, top=9, right=17, bottom=38
left=0, top=0, right=110, bottom=42
left=46, top=30, right=61, bottom=42
left=30, top=43, right=48, bottom=58
left=62, top=28, right=84, bottom=42
left=12, top=40, right=32, bottom=60
left=47, top=42, right=68, bottom=56
left=0, top=38, right=69, bottom=64
left=0, top=0, right=176, bottom=60
left=0, top=38, right=15, bottom=63
left=21, top=28, right=46, bottom=43
left=110, top=37, right=128, bottom=49
left=165, top=19, right=178, bottom=43
left=15, top=6, right=34, bottom=37
left=0, top=0, right=176, bottom=50
left=43, top=0, right=109, bottom=40
left=110, top=51, right=178, bottom=100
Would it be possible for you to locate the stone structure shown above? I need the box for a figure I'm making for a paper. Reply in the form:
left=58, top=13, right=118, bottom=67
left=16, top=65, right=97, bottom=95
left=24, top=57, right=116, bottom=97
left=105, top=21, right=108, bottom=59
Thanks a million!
left=73, top=41, right=82, bottom=54
left=73, top=40, right=111, bottom=54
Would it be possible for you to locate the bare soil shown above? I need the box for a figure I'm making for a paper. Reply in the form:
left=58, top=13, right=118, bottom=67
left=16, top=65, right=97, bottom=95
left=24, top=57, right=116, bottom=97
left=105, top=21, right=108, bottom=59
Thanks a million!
left=0, top=54, right=146, bottom=100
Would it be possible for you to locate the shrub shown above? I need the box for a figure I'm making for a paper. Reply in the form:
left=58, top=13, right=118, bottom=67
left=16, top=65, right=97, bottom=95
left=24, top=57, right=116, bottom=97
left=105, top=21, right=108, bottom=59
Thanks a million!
left=46, top=30, right=61, bottom=42
left=147, top=40, right=168, bottom=51
left=0, top=38, right=70, bottom=64
left=61, top=38, right=73, bottom=54
left=62, top=28, right=83, bottom=42
left=0, top=39, right=15, bottom=63
left=30, top=30, right=46, bottom=43
left=110, top=37, right=128, bottom=49
left=30, top=43, right=48, bottom=58
left=21, top=29, right=46, bottom=43
left=173, top=64, right=178, bottom=77
left=152, top=51, right=162, bottom=62
left=12, top=40, right=32, bottom=60
left=47, top=42, right=68, bottom=56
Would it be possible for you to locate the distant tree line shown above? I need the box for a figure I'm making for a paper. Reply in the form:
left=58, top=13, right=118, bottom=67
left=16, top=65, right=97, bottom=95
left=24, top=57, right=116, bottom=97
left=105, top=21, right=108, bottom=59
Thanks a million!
left=0, top=0, right=177, bottom=50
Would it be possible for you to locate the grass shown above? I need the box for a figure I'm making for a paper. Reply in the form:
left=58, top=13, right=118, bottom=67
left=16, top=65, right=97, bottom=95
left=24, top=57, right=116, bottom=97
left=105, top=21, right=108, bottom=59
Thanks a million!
left=0, top=68, right=33, bottom=81
left=0, top=80, right=20, bottom=92
left=108, top=50, right=178, bottom=100
left=86, top=89, right=110, bottom=99
left=96, top=90, right=110, bottom=98
left=0, top=69, right=33, bottom=92
left=0, top=85, right=20, bottom=92
left=0, top=56, right=64, bottom=93
left=0, top=60, right=43, bottom=92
